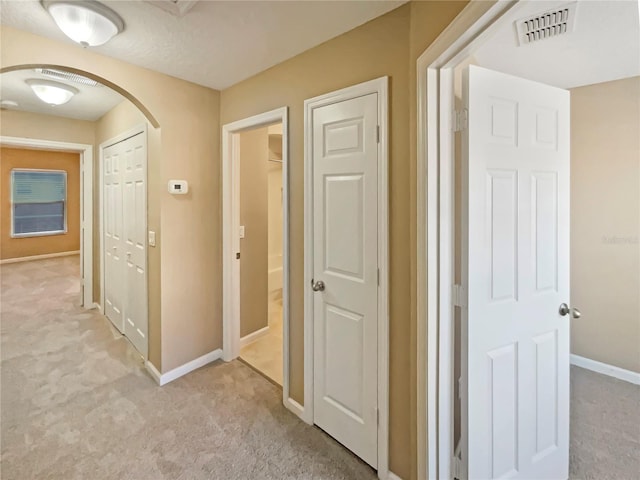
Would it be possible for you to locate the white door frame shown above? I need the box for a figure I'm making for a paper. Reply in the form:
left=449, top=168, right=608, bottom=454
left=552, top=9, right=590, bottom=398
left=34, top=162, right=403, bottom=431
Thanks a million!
left=303, top=77, right=390, bottom=478
left=0, top=135, right=93, bottom=307
left=98, top=124, right=149, bottom=352
left=221, top=107, right=291, bottom=398
left=415, top=2, right=528, bottom=479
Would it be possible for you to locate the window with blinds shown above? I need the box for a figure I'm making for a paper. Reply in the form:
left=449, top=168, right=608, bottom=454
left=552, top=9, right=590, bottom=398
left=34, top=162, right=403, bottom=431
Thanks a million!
left=11, top=169, right=67, bottom=237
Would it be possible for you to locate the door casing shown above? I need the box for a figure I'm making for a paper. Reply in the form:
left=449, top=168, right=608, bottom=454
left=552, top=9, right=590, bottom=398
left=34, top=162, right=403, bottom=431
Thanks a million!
left=415, top=1, right=558, bottom=479
left=303, top=77, right=389, bottom=478
left=99, top=124, right=149, bottom=358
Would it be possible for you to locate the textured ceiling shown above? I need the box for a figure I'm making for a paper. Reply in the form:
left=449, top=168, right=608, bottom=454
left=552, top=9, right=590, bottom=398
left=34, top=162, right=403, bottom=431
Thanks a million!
left=0, top=0, right=406, bottom=90
left=0, top=69, right=124, bottom=121
left=474, top=0, right=640, bottom=89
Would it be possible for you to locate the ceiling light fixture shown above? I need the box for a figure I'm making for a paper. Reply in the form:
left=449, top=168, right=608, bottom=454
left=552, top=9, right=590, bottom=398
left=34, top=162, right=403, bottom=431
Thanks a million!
left=26, top=79, right=78, bottom=106
left=42, top=0, right=125, bottom=47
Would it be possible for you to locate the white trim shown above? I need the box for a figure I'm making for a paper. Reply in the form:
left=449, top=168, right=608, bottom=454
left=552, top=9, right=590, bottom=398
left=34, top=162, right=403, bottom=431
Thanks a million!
left=0, top=250, right=79, bottom=264
left=387, top=473, right=404, bottom=480
left=571, top=355, right=640, bottom=385
left=92, top=302, right=102, bottom=312
left=221, top=107, right=292, bottom=413
left=284, top=397, right=305, bottom=418
left=0, top=135, right=93, bottom=308
left=303, top=76, right=390, bottom=478
left=145, top=360, right=162, bottom=384
left=145, top=349, right=223, bottom=386
left=98, top=124, right=149, bottom=357
left=415, top=2, right=521, bottom=479
left=239, top=326, right=270, bottom=347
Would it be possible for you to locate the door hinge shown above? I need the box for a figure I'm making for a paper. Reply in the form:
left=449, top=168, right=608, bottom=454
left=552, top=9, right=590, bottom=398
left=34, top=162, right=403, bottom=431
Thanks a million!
left=376, top=125, right=380, bottom=143
left=453, top=284, right=467, bottom=308
left=377, top=268, right=380, bottom=286
left=454, top=109, right=468, bottom=132
left=236, top=252, right=240, bottom=260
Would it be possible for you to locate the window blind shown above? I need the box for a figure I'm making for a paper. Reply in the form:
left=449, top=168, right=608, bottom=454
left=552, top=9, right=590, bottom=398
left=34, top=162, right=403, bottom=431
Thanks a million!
left=11, top=170, right=66, bottom=204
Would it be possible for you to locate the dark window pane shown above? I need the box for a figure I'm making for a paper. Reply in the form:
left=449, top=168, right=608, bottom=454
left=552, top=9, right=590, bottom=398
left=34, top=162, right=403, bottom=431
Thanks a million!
left=13, top=202, right=65, bottom=235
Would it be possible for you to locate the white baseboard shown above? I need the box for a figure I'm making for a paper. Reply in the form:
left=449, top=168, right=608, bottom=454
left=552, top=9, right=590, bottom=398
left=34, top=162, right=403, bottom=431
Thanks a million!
left=284, top=397, right=305, bottom=420
left=0, top=250, right=80, bottom=264
left=145, top=349, right=223, bottom=386
left=571, top=354, right=640, bottom=385
left=145, top=360, right=162, bottom=384
left=92, top=303, right=102, bottom=312
left=240, top=326, right=270, bottom=347
left=387, top=472, right=403, bottom=480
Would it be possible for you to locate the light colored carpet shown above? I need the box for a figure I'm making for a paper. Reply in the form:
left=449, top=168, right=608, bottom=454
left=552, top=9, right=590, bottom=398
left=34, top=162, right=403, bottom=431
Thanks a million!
left=569, top=365, right=640, bottom=479
left=1, top=256, right=375, bottom=480
left=1, top=257, right=638, bottom=479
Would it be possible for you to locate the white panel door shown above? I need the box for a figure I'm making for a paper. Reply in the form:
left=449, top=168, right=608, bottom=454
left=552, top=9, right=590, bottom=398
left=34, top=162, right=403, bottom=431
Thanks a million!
left=462, top=65, right=570, bottom=479
left=312, top=93, right=379, bottom=468
left=103, top=132, right=147, bottom=358
left=122, top=133, right=148, bottom=358
left=103, top=142, right=124, bottom=332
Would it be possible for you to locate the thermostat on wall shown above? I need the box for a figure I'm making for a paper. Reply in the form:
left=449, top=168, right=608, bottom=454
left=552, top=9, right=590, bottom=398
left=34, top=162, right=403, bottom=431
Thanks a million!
left=168, top=180, right=188, bottom=194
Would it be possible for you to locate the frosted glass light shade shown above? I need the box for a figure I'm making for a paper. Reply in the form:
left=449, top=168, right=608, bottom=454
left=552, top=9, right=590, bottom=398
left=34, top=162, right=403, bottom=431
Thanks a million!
left=26, top=79, right=78, bottom=106
left=43, top=0, right=124, bottom=47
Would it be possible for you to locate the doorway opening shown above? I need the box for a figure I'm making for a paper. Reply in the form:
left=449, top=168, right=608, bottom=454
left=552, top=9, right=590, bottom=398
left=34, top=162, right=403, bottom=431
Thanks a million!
left=0, top=137, right=92, bottom=307
left=417, top=1, right=640, bottom=479
left=221, top=107, right=291, bottom=397
left=236, top=122, right=285, bottom=385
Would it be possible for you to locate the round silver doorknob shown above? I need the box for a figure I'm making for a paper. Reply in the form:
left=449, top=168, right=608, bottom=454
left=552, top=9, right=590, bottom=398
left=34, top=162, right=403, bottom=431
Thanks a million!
left=559, top=303, right=570, bottom=316
left=572, top=308, right=581, bottom=319
left=311, top=280, right=325, bottom=292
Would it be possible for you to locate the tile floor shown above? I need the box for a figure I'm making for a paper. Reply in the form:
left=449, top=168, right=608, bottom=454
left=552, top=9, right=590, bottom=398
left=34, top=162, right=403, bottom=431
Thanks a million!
left=240, top=291, right=283, bottom=385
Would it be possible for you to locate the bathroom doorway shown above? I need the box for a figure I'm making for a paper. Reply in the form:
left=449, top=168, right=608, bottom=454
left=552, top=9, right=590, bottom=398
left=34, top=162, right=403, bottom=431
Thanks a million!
left=237, top=122, right=284, bottom=385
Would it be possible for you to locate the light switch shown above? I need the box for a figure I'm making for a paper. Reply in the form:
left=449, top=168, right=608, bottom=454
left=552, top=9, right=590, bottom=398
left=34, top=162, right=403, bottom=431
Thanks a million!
left=239, top=226, right=245, bottom=239
left=148, top=231, right=156, bottom=247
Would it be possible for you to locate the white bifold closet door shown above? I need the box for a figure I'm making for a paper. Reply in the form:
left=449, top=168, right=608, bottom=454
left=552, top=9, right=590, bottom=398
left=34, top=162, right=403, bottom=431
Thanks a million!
left=103, top=131, right=148, bottom=359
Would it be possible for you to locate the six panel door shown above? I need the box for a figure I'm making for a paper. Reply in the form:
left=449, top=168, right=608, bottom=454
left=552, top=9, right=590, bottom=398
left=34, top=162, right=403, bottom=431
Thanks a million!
left=103, top=132, right=148, bottom=358
left=463, top=65, right=570, bottom=480
left=312, top=93, right=379, bottom=468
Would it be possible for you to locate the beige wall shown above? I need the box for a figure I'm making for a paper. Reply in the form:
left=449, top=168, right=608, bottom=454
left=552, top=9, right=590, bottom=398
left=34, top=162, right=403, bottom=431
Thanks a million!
left=239, top=127, right=270, bottom=338
left=0, top=109, right=95, bottom=145
left=95, top=100, right=162, bottom=366
left=0, top=147, right=80, bottom=260
left=571, top=76, right=640, bottom=373
left=2, top=26, right=220, bottom=373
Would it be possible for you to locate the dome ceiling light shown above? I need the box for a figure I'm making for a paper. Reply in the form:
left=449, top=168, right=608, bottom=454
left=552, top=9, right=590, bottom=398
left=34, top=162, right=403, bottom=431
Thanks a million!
left=42, top=0, right=125, bottom=47
left=26, top=79, right=79, bottom=106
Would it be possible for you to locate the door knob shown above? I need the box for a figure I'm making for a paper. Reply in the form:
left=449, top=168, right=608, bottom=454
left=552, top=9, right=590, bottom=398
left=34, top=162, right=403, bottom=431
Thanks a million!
left=559, top=303, right=581, bottom=319
left=311, top=279, right=325, bottom=292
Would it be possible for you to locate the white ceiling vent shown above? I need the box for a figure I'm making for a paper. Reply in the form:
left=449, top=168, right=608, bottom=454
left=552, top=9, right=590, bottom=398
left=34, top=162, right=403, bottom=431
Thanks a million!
left=516, top=2, right=578, bottom=45
left=145, top=0, right=199, bottom=17
left=34, top=68, right=102, bottom=87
